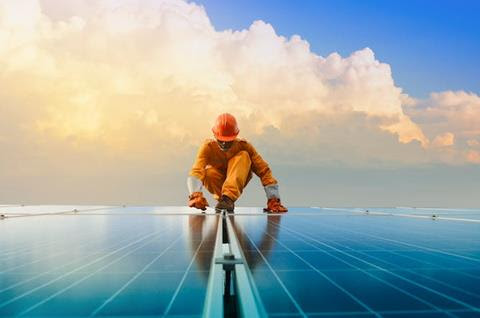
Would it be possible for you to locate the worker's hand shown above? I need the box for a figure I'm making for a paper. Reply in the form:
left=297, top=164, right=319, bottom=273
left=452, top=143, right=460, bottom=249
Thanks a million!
left=188, top=192, right=209, bottom=211
left=264, top=197, right=288, bottom=213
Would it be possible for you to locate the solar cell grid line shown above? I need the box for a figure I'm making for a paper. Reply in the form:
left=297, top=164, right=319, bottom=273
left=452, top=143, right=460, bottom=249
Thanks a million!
left=268, top=309, right=461, bottom=317
left=243, top=221, right=379, bottom=317
left=0, top=209, right=122, bottom=258
left=385, top=252, right=480, bottom=278
left=0, top=232, right=89, bottom=258
left=363, top=237, right=480, bottom=251
left=0, top=214, right=153, bottom=261
left=321, top=213, right=479, bottom=239
left=348, top=212, right=480, bottom=239
left=295, top=224, right=480, bottom=295
left=0, top=239, right=67, bottom=260
left=90, top=214, right=217, bottom=317
left=296, top=215, right=480, bottom=262
left=162, top=222, right=211, bottom=317
left=299, top=215, right=480, bottom=263
left=0, top=222, right=171, bottom=312
left=332, top=241, right=480, bottom=282
left=14, top=225, right=180, bottom=317
left=268, top=219, right=480, bottom=314
left=0, top=230, right=57, bottom=256
left=0, top=217, right=152, bottom=294
left=0, top=221, right=88, bottom=258
left=294, top=214, right=479, bottom=268
left=313, top=233, right=480, bottom=267
left=372, top=247, right=480, bottom=282
left=89, top=233, right=185, bottom=316
left=242, top=220, right=452, bottom=314
left=259, top=223, right=457, bottom=317
left=0, top=235, right=128, bottom=264
left=331, top=243, right=480, bottom=303
left=238, top=223, right=308, bottom=317
left=28, top=218, right=218, bottom=316
left=0, top=213, right=154, bottom=268
left=0, top=218, right=148, bottom=274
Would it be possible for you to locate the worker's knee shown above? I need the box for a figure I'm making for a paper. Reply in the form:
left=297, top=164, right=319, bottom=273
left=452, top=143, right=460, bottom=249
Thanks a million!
left=233, top=150, right=251, bottom=164
left=204, top=166, right=224, bottom=182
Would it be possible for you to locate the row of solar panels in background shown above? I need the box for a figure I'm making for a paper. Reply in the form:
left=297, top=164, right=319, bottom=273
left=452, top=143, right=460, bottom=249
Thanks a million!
left=2, top=205, right=480, bottom=218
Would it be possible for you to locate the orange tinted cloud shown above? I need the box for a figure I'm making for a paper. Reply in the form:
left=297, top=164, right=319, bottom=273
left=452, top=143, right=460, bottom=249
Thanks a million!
left=0, top=0, right=477, bottom=175
left=405, top=91, right=480, bottom=163
left=467, top=150, right=480, bottom=164
left=433, top=132, right=455, bottom=147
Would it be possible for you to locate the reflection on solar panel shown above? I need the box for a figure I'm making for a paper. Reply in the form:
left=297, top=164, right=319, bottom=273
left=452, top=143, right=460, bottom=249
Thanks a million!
left=0, top=206, right=479, bottom=317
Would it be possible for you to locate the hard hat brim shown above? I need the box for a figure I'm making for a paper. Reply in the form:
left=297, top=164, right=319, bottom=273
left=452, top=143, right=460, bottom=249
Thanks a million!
left=213, top=131, right=238, bottom=141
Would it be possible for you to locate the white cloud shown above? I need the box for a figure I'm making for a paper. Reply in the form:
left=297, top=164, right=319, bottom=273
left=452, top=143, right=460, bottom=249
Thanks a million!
left=467, top=139, right=480, bottom=147
left=405, top=91, right=480, bottom=163
left=467, top=150, right=480, bottom=164
left=0, top=0, right=478, bottom=188
left=433, top=132, right=455, bottom=147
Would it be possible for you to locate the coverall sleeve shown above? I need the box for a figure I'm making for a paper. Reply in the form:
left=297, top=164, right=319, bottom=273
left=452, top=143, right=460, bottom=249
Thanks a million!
left=189, top=142, right=210, bottom=181
left=244, top=142, right=277, bottom=186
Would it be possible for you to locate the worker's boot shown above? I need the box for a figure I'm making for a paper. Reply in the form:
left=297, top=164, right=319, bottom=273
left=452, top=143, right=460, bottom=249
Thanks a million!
left=263, top=198, right=288, bottom=213
left=215, top=195, right=235, bottom=213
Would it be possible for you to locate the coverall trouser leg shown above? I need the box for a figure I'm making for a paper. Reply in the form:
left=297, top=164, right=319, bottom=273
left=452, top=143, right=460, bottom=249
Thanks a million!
left=202, top=150, right=252, bottom=201
left=203, top=167, right=225, bottom=201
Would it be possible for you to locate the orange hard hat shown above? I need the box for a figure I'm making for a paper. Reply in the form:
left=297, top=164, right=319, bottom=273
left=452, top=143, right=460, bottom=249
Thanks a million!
left=212, top=113, right=239, bottom=141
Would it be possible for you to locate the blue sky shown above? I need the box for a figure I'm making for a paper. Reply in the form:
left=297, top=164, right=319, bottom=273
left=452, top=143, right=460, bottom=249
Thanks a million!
left=196, top=0, right=480, bottom=97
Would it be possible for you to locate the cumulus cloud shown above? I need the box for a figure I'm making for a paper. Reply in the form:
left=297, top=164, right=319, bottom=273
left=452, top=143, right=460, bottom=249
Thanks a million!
left=467, top=139, right=480, bottom=147
left=0, top=0, right=478, bottom=194
left=432, top=132, right=455, bottom=147
left=404, top=91, right=480, bottom=163
left=466, top=150, right=480, bottom=164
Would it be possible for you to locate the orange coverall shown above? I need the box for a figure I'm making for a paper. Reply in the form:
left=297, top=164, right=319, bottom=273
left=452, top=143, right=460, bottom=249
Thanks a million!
left=189, top=139, right=277, bottom=201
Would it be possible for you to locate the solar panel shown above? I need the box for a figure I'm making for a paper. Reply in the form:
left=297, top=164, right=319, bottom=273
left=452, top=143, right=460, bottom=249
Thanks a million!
left=1, top=206, right=479, bottom=317
left=0, top=205, right=112, bottom=217
left=230, top=209, right=480, bottom=317
left=0, top=208, right=217, bottom=316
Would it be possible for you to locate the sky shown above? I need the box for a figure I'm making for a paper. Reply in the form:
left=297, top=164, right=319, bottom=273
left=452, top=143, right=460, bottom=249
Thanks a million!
left=196, top=0, right=480, bottom=98
left=1, top=0, right=479, bottom=207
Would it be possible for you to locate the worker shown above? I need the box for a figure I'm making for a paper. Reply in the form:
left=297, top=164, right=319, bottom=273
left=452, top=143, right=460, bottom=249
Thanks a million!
left=187, top=113, right=288, bottom=213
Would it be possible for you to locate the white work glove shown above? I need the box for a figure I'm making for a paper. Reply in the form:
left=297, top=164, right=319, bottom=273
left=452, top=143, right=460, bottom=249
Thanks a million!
left=187, top=176, right=203, bottom=195
left=264, top=183, right=280, bottom=199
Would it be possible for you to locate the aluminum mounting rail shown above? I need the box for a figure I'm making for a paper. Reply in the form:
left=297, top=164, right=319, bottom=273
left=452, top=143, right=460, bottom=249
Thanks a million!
left=203, top=210, right=267, bottom=318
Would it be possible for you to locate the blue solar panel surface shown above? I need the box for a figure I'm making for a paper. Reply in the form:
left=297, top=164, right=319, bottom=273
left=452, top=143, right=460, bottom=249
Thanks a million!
left=0, top=205, right=479, bottom=317
left=0, top=209, right=217, bottom=317
left=231, top=210, right=480, bottom=317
